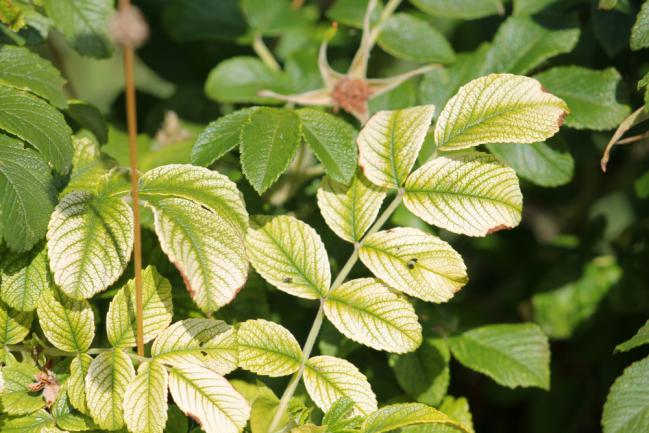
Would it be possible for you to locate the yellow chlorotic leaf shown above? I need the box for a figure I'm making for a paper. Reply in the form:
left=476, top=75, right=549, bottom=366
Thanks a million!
left=362, top=403, right=467, bottom=433
left=107, top=266, right=173, bottom=348
left=358, top=105, right=435, bottom=188
left=303, top=355, right=377, bottom=416
left=151, top=318, right=238, bottom=375
left=123, top=360, right=168, bottom=433
left=237, top=319, right=303, bottom=377
left=434, top=74, right=569, bottom=150
left=404, top=151, right=522, bottom=237
left=317, top=172, right=387, bottom=243
left=37, top=287, right=94, bottom=352
left=246, top=215, right=330, bottom=300
left=85, top=350, right=135, bottom=430
left=360, top=227, right=468, bottom=303
left=68, top=353, right=92, bottom=415
left=168, top=364, right=251, bottom=433
left=324, top=278, right=422, bottom=353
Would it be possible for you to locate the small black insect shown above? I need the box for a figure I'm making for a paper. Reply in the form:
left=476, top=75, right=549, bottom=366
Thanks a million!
left=283, top=277, right=293, bottom=283
left=407, top=258, right=418, bottom=269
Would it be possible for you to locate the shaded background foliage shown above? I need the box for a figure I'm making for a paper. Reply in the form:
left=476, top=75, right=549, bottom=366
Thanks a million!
left=5, top=0, right=648, bottom=432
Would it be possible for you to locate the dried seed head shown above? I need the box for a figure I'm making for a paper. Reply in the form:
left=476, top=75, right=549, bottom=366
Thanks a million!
left=109, top=5, right=149, bottom=48
left=332, top=76, right=372, bottom=117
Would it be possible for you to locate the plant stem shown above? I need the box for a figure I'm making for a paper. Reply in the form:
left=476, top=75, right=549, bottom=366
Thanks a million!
left=118, top=0, right=145, bottom=358
left=267, top=190, right=404, bottom=433
left=5, top=345, right=148, bottom=363
left=254, top=32, right=281, bottom=71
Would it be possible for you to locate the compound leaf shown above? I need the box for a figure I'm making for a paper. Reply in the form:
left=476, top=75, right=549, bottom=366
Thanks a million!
left=360, top=227, right=468, bottom=303
left=358, top=105, right=435, bottom=188
left=404, top=151, right=522, bottom=237
left=237, top=319, right=303, bottom=377
left=434, top=74, right=568, bottom=151
left=106, top=266, right=173, bottom=348
left=246, top=215, right=330, bottom=300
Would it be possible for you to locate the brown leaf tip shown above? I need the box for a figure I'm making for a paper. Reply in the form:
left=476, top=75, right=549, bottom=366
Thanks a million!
left=486, top=224, right=512, bottom=235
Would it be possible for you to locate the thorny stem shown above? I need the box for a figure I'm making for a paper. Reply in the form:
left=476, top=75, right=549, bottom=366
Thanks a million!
left=267, top=189, right=405, bottom=433
left=119, top=0, right=145, bottom=358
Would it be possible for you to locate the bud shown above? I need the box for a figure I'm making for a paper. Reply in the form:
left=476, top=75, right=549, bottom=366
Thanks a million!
left=109, top=5, right=149, bottom=48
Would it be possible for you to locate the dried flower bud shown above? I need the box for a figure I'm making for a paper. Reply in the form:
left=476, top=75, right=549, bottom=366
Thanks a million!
left=109, top=5, right=149, bottom=48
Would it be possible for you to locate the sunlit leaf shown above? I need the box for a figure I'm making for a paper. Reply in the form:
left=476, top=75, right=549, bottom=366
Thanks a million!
left=602, top=356, right=649, bottom=433
left=37, top=286, right=94, bottom=353
left=1, top=243, right=48, bottom=312
left=123, top=360, right=169, bottom=433
left=237, top=319, right=303, bottom=377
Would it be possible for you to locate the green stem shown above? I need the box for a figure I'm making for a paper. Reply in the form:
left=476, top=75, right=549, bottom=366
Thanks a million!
left=266, top=190, right=404, bottom=433
left=5, top=344, right=148, bottom=363
left=254, top=32, right=281, bottom=71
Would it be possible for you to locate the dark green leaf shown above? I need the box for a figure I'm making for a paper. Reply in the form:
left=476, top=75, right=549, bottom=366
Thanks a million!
left=163, top=0, right=247, bottom=42
left=482, top=15, right=580, bottom=75
left=42, top=0, right=114, bottom=58
left=65, top=99, right=108, bottom=144
left=0, top=135, right=56, bottom=252
left=205, top=57, right=292, bottom=104
left=241, top=108, right=301, bottom=194
left=486, top=142, right=574, bottom=187
left=241, top=0, right=304, bottom=35
left=631, top=0, right=649, bottom=50
left=326, top=0, right=383, bottom=28
left=409, top=0, right=507, bottom=19
left=534, top=66, right=630, bottom=130
left=513, top=0, right=561, bottom=15
left=377, top=13, right=455, bottom=63
left=0, top=86, right=73, bottom=173
left=616, top=320, right=649, bottom=353
left=297, top=108, right=357, bottom=184
left=0, top=45, right=66, bottom=108
left=191, top=108, right=254, bottom=167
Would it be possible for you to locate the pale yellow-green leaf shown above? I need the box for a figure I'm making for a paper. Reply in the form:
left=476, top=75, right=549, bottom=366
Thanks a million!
left=168, top=364, right=251, bottom=433
left=360, top=227, right=468, bottom=303
left=37, top=287, right=94, bottom=352
left=358, top=105, right=435, bottom=188
left=316, top=173, right=387, bottom=243
left=0, top=302, right=32, bottom=345
left=151, top=318, right=238, bottom=375
left=47, top=191, right=134, bottom=299
left=68, top=353, right=92, bottom=415
left=246, top=215, right=330, bottom=300
left=362, top=403, right=465, bottom=433
left=147, top=197, right=248, bottom=314
left=404, top=151, right=522, bottom=237
left=303, top=355, right=377, bottom=415
left=0, top=244, right=48, bottom=312
left=85, top=350, right=135, bottom=430
left=237, top=319, right=303, bottom=377
left=106, top=266, right=173, bottom=348
left=140, top=164, right=249, bottom=234
left=324, top=278, right=422, bottom=353
left=434, top=74, right=568, bottom=150
left=123, top=360, right=168, bottom=433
